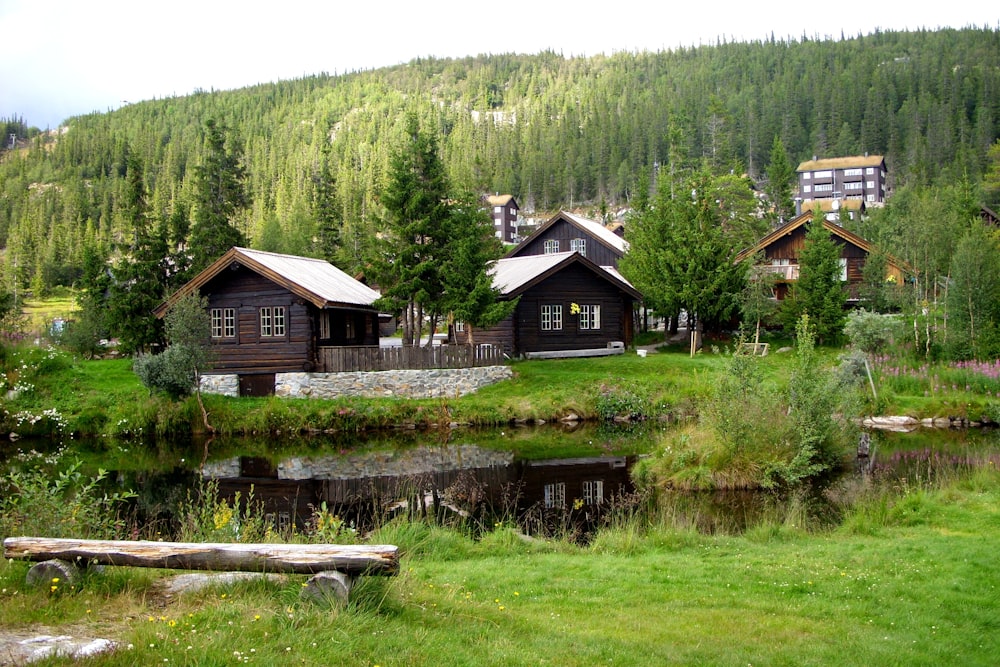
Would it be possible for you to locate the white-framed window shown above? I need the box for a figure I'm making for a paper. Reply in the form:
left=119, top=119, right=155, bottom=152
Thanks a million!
left=455, top=321, right=465, bottom=332
left=509, top=206, right=516, bottom=215
left=866, top=180, right=875, bottom=189
left=814, top=170, right=832, bottom=178
left=843, top=168, right=863, bottom=177
left=867, top=194, right=876, bottom=202
left=845, top=182, right=862, bottom=190
left=570, top=238, right=587, bottom=256
left=541, top=304, right=563, bottom=331
left=210, top=308, right=236, bottom=338
left=582, top=480, right=604, bottom=506
left=839, top=258, right=848, bottom=282
left=494, top=206, right=503, bottom=213
left=866, top=167, right=875, bottom=175
left=543, top=239, right=559, bottom=254
left=802, top=185, right=811, bottom=193
left=544, top=482, right=566, bottom=509
left=579, top=304, right=601, bottom=330
left=802, top=172, right=811, bottom=180
left=260, top=306, right=286, bottom=337
left=814, top=184, right=833, bottom=192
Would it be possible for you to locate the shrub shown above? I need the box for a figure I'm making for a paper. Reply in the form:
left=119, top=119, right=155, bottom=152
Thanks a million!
left=133, top=344, right=200, bottom=398
left=0, top=456, right=136, bottom=539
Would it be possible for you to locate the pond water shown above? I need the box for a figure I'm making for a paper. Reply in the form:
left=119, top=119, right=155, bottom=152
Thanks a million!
left=3, top=423, right=999, bottom=539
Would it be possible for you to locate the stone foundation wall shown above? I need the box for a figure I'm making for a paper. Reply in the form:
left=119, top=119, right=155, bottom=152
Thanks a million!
left=200, top=366, right=512, bottom=399
left=200, top=374, right=240, bottom=397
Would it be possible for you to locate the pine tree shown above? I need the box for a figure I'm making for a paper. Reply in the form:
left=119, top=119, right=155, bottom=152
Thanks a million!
left=780, top=214, right=847, bottom=343
left=765, top=136, right=796, bottom=224
left=106, top=150, right=168, bottom=355
left=440, top=192, right=517, bottom=342
left=370, top=113, right=453, bottom=346
left=188, top=119, right=247, bottom=273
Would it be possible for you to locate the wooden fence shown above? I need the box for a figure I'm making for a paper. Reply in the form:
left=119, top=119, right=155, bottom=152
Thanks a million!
left=317, top=344, right=504, bottom=373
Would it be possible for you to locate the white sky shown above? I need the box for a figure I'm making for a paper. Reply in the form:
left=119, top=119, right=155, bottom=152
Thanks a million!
left=1, top=0, right=994, bottom=129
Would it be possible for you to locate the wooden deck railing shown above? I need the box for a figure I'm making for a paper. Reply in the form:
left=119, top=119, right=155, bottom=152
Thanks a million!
left=317, top=344, right=504, bottom=373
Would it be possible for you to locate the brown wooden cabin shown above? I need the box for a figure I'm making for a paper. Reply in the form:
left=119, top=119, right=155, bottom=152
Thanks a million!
left=453, top=251, right=642, bottom=358
left=507, top=210, right=627, bottom=268
left=734, top=213, right=911, bottom=302
left=154, top=247, right=380, bottom=394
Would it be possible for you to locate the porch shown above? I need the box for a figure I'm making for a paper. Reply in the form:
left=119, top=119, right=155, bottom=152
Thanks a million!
left=316, top=344, right=504, bottom=373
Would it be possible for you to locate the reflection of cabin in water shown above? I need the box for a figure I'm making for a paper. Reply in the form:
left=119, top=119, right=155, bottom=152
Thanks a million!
left=203, top=449, right=636, bottom=532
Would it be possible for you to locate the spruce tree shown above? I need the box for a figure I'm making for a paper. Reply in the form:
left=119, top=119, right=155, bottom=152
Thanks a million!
left=765, top=136, right=796, bottom=224
left=370, top=113, right=452, bottom=346
left=780, top=214, right=847, bottom=343
left=106, top=151, right=168, bottom=355
left=188, top=119, right=247, bottom=273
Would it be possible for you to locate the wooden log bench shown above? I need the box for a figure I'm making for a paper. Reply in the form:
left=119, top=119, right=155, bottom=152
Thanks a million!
left=3, top=537, right=398, bottom=607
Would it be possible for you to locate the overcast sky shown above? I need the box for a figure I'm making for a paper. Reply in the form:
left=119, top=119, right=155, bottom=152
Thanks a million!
left=1, top=0, right=994, bottom=129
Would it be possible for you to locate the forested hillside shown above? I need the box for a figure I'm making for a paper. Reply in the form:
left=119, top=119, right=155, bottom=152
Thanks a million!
left=1, top=28, right=998, bottom=292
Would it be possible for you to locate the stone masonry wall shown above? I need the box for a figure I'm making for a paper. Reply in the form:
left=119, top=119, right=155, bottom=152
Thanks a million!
left=200, top=366, right=512, bottom=399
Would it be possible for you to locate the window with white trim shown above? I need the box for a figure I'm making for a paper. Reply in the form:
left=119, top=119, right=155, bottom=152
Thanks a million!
left=865, top=167, right=875, bottom=175
left=814, top=184, right=833, bottom=192
left=845, top=182, right=862, bottom=190
left=802, top=172, right=811, bottom=180
left=866, top=180, right=875, bottom=188
left=260, top=306, right=286, bottom=337
left=579, top=304, right=601, bottom=330
left=543, top=239, right=559, bottom=254
left=544, top=482, right=566, bottom=509
left=570, top=238, right=586, bottom=256
left=211, top=308, right=236, bottom=339
left=867, top=194, right=876, bottom=201
left=843, top=168, right=862, bottom=177
left=582, top=480, right=604, bottom=506
left=541, top=304, right=563, bottom=331
left=803, top=185, right=811, bottom=193
left=814, top=170, right=832, bottom=178
left=494, top=206, right=503, bottom=213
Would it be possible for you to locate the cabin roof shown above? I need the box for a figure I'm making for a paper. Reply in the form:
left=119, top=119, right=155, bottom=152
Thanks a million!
left=154, top=247, right=380, bottom=317
left=802, top=198, right=866, bottom=213
left=508, top=210, right=628, bottom=257
left=490, top=251, right=641, bottom=299
left=486, top=194, right=517, bottom=207
left=796, top=154, right=885, bottom=172
left=734, top=213, right=913, bottom=274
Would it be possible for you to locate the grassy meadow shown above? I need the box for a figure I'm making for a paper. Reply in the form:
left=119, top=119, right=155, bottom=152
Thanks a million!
left=2, top=467, right=999, bottom=666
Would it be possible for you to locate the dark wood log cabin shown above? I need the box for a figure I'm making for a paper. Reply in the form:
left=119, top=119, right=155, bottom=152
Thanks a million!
left=734, top=213, right=911, bottom=301
left=154, top=247, right=380, bottom=394
left=454, top=251, right=642, bottom=358
left=506, top=210, right=627, bottom=268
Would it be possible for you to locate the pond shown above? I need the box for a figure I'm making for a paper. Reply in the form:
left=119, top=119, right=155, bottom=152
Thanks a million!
left=2, top=423, right=999, bottom=540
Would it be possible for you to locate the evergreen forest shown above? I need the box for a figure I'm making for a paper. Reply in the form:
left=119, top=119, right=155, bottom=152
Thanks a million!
left=1, top=28, right=999, bottom=344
